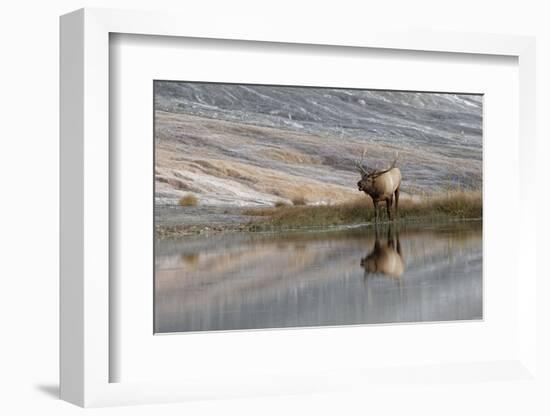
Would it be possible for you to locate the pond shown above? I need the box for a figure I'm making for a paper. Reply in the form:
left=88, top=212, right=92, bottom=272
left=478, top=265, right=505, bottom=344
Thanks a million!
left=154, top=221, right=482, bottom=333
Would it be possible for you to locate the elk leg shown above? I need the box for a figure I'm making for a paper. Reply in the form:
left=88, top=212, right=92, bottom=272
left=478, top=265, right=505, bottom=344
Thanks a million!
left=373, top=200, right=379, bottom=223
left=386, top=197, right=393, bottom=221
left=394, top=187, right=400, bottom=219
left=396, top=235, right=402, bottom=257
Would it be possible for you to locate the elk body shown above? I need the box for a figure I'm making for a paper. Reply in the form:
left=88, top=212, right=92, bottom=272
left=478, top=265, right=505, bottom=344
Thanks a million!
left=356, top=150, right=402, bottom=222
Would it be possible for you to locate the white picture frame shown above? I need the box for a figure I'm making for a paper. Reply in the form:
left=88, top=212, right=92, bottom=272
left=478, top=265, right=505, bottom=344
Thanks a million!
left=60, top=7, right=538, bottom=407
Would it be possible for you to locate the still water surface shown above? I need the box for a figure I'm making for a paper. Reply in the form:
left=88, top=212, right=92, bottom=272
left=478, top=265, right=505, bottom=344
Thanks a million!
left=155, top=222, right=482, bottom=333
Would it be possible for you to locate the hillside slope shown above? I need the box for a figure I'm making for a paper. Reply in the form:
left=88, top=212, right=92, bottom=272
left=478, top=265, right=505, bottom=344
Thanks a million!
left=155, top=82, right=482, bottom=206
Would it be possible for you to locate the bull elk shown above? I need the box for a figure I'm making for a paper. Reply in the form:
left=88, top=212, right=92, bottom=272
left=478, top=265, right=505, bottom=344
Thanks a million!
left=356, top=149, right=402, bottom=222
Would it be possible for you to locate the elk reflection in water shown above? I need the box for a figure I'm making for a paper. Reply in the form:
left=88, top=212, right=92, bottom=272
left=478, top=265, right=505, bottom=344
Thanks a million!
left=360, top=225, right=405, bottom=282
left=155, top=221, right=482, bottom=333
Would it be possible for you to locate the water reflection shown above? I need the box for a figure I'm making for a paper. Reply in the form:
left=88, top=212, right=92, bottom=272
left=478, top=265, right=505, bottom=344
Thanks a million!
left=361, top=225, right=404, bottom=280
left=155, top=221, right=482, bottom=333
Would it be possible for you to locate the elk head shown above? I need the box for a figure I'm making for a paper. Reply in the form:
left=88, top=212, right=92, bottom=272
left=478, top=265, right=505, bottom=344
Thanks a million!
left=355, top=149, right=399, bottom=194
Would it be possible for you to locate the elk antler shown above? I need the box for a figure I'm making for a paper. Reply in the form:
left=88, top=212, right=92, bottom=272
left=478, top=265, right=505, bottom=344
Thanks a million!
left=371, top=151, right=399, bottom=177
left=355, top=148, right=370, bottom=176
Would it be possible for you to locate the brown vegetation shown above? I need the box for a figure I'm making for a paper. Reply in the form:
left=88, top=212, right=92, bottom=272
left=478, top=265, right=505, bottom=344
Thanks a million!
left=244, top=190, right=481, bottom=231
left=178, top=194, right=199, bottom=207
left=291, top=196, right=307, bottom=206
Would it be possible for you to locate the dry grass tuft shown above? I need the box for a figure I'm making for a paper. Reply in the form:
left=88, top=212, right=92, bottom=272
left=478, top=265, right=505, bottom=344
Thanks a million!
left=291, top=196, right=307, bottom=206
left=178, top=194, right=199, bottom=207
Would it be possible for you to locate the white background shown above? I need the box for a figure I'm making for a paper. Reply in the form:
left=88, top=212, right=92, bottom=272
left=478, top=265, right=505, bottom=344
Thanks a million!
left=1, top=0, right=548, bottom=415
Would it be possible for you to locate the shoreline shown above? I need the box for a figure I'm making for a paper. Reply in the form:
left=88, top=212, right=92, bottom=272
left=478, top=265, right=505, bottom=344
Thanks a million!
left=156, top=215, right=482, bottom=239
left=155, top=190, right=482, bottom=238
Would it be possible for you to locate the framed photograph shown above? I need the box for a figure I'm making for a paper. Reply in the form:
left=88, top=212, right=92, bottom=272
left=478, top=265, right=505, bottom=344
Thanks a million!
left=60, top=8, right=538, bottom=407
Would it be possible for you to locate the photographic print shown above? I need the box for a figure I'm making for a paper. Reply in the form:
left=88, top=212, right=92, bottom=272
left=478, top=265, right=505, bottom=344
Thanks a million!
left=154, top=81, right=482, bottom=333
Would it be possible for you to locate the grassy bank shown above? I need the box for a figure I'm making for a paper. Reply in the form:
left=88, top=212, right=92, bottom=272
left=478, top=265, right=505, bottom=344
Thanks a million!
left=155, top=190, right=482, bottom=237
left=243, top=190, right=482, bottom=232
